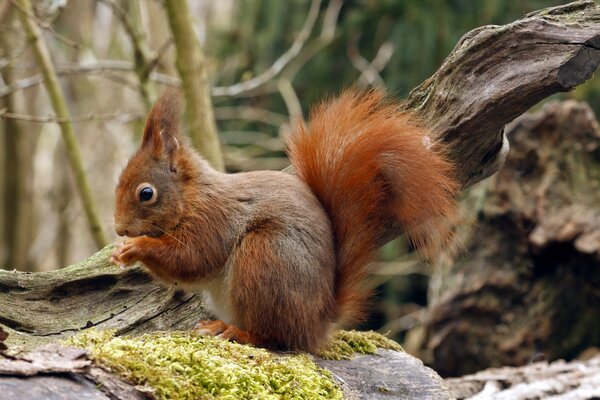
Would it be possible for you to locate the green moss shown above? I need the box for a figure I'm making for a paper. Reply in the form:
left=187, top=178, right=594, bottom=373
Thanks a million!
left=66, top=329, right=402, bottom=399
left=317, top=330, right=403, bottom=360
left=67, top=330, right=343, bottom=400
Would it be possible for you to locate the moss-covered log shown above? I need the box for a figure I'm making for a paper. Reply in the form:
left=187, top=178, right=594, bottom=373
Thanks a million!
left=0, top=330, right=447, bottom=399
left=0, top=246, right=207, bottom=349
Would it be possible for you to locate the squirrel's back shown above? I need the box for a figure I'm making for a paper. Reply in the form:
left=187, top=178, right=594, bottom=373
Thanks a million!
left=286, top=89, right=459, bottom=325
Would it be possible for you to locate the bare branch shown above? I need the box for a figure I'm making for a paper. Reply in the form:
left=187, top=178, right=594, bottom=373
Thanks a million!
left=214, top=106, right=288, bottom=126
left=8, top=0, right=80, bottom=49
left=371, top=42, right=394, bottom=71
left=97, top=0, right=157, bottom=106
left=277, top=78, right=302, bottom=119
left=0, top=60, right=179, bottom=98
left=279, top=0, right=344, bottom=81
left=0, top=108, right=141, bottom=123
left=348, top=40, right=394, bottom=87
left=348, top=44, right=384, bottom=87
left=164, top=0, right=224, bottom=170
left=144, top=37, right=174, bottom=79
left=211, top=0, right=322, bottom=98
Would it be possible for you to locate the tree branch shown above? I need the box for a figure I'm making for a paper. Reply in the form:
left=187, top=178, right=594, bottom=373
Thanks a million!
left=12, top=0, right=107, bottom=249
left=8, top=0, right=80, bottom=49
left=210, top=0, right=322, bottom=98
left=98, top=0, right=158, bottom=108
left=402, top=0, right=600, bottom=187
left=164, top=0, right=224, bottom=170
left=0, top=109, right=141, bottom=123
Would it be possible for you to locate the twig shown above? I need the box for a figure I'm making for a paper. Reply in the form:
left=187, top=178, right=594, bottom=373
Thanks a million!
left=98, top=0, right=155, bottom=106
left=280, top=0, right=343, bottom=82
left=8, top=0, right=80, bottom=49
left=0, top=108, right=141, bottom=123
left=143, top=37, right=174, bottom=80
left=0, top=74, right=43, bottom=97
left=211, top=0, right=322, bottom=98
left=214, top=106, right=288, bottom=126
left=371, top=42, right=395, bottom=71
left=277, top=78, right=302, bottom=119
left=14, top=0, right=107, bottom=249
left=348, top=40, right=394, bottom=87
left=0, top=41, right=32, bottom=72
left=1, top=0, right=340, bottom=105
left=0, top=60, right=179, bottom=98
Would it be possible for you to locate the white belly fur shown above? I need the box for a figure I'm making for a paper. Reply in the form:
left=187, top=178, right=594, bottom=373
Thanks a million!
left=178, top=277, right=235, bottom=325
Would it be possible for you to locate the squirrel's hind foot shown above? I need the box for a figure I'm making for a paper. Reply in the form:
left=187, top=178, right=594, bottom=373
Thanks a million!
left=195, top=319, right=258, bottom=346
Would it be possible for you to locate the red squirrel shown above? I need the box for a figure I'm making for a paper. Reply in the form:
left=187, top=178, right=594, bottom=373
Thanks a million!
left=111, top=89, right=458, bottom=352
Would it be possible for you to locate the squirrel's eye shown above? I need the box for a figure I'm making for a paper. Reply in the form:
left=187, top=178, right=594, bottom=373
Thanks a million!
left=139, top=187, right=154, bottom=202
left=136, top=183, right=157, bottom=204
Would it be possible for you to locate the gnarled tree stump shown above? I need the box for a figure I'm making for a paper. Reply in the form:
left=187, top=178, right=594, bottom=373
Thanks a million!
left=417, top=99, right=600, bottom=377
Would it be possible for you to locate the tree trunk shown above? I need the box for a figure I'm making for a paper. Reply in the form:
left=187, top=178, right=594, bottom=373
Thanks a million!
left=0, top=9, right=37, bottom=271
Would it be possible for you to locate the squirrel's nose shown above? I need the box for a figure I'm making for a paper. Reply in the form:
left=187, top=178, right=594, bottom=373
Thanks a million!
left=115, top=224, right=129, bottom=237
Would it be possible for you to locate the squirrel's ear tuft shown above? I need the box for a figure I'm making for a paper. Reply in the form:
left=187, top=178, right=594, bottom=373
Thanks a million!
left=141, top=89, right=182, bottom=159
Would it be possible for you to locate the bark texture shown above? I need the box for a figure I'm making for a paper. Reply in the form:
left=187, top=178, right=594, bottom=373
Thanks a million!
left=403, top=0, right=600, bottom=188
left=0, top=247, right=207, bottom=350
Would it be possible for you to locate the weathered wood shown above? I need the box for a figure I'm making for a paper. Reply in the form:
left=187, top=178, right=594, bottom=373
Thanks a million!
left=0, top=345, right=449, bottom=399
left=317, top=349, right=448, bottom=399
left=416, top=100, right=600, bottom=377
left=0, top=247, right=208, bottom=349
left=0, top=344, right=149, bottom=399
left=405, top=0, right=600, bottom=187
left=445, top=355, right=600, bottom=399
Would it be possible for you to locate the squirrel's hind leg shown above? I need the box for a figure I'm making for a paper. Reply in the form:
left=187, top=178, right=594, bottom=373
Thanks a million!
left=227, top=221, right=336, bottom=352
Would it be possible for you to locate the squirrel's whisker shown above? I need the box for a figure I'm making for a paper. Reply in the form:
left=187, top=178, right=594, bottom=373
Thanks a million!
left=154, top=225, right=191, bottom=250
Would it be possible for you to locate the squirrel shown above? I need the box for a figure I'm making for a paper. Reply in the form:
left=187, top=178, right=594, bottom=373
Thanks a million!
left=111, top=89, right=459, bottom=352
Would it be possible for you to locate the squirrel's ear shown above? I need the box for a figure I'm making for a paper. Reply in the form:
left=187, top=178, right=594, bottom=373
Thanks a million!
left=141, top=90, right=182, bottom=161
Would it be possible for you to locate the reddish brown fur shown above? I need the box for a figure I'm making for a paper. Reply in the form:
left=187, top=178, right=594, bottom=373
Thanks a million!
left=113, top=89, right=458, bottom=352
left=287, top=89, right=459, bottom=325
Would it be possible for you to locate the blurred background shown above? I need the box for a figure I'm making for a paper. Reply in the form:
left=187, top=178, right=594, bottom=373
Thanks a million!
left=1, top=0, right=598, bottom=376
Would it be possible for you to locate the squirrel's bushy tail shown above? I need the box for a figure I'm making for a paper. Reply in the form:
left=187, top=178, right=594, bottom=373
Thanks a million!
left=286, top=89, right=459, bottom=325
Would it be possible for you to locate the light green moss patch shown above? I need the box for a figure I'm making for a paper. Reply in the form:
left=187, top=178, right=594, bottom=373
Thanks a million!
left=67, top=330, right=342, bottom=400
left=317, top=330, right=403, bottom=360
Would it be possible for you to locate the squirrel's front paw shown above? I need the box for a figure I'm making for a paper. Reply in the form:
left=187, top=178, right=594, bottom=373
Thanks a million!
left=111, top=239, right=143, bottom=268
